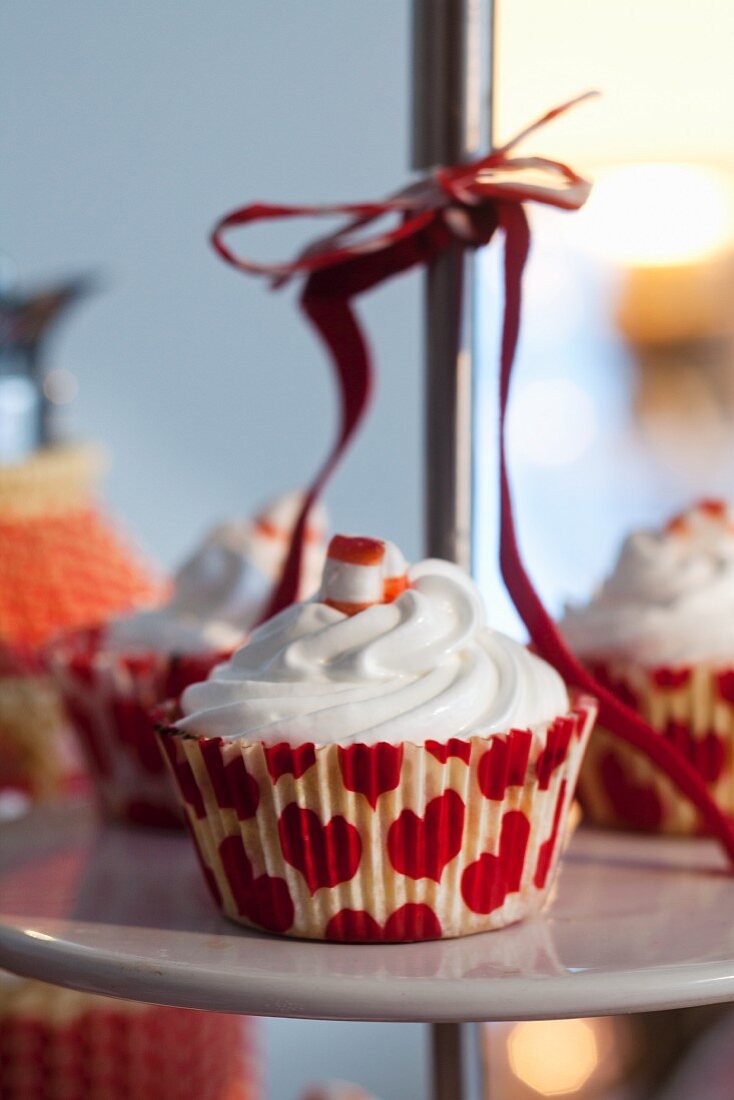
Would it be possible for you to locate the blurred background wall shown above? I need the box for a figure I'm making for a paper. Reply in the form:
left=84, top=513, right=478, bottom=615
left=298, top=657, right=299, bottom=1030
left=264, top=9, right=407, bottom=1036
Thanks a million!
left=0, top=0, right=422, bottom=574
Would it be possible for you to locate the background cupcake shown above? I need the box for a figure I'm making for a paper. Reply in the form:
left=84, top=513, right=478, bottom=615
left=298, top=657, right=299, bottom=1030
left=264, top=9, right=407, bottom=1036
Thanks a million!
left=49, top=492, right=327, bottom=827
left=0, top=443, right=163, bottom=812
left=561, top=499, right=734, bottom=834
left=0, top=972, right=256, bottom=1100
left=159, top=534, right=596, bottom=942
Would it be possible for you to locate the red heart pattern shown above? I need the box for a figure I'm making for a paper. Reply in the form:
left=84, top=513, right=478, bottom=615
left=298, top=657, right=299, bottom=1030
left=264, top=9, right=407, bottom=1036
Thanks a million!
left=533, top=780, right=567, bottom=889
left=535, top=718, right=574, bottom=790
left=651, top=666, right=691, bottom=690
left=160, top=738, right=206, bottom=819
left=425, top=739, right=472, bottom=764
left=387, top=789, right=465, bottom=882
left=461, top=810, right=530, bottom=914
left=167, top=700, right=595, bottom=940
left=278, top=803, right=362, bottom=893
left=664, top=721, right=725, bottom=784
left=265, top=742, right=316, bottom=781
left=325, top=903, right=442, bottom=942
left=589, top=662, right=640, bottom=711
left=580, top=659, right=734, bottom=836
left=338, top=743, right=404, bottom=807
left=599, top=750, right=663, bottom=831
left=477, top=728, right=532, bottom=799
left=219, top=834, right=294, bottom=932
left=716, top=669, right=734, bottom=704
left=200, top=740, right=260, bottom=819
left=114, top=698, right=166, bottom=773
left=164, top=650, right=230, bottom=700
left=54, top=635, right=224, bottom=828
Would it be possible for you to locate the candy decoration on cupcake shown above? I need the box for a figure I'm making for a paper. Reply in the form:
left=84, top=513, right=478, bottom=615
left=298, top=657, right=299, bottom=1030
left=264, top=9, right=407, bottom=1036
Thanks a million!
left=321, top=535, right=407, bottom=615
left=210, top=90, right=734, bottom=865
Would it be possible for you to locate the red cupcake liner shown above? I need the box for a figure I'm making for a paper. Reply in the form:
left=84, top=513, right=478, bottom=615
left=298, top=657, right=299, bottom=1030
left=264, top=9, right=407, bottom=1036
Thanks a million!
left=0, top=977, right=257, bottom=1100
left=47, top=627, right=229, bottom=827
left=579, top=659, right=734, bottom=835
left=158, top=696, right=596, bottom=941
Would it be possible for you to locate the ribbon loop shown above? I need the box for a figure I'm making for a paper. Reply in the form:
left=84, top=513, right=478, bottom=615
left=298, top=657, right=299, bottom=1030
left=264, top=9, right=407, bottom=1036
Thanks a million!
left=211, top=91, right=734, bottom=866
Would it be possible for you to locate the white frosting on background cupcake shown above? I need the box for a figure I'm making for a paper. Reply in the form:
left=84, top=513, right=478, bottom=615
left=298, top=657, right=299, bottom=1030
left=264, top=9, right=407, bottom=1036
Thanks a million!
left=107, top=492, right=327, bottom=655
left=178, top=536, right=567, bottom=745
left=561, top=500, right=734, bottom=666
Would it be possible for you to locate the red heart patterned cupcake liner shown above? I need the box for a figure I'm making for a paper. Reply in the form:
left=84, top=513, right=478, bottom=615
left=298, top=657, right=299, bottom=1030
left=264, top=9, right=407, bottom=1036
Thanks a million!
left=578, top=660, right=734, bottom=835
left=157, top=696, right=596, bottom=941
left=0, top=977, right=257, bottom=1100
left=47, top=628, right=229, bottom=827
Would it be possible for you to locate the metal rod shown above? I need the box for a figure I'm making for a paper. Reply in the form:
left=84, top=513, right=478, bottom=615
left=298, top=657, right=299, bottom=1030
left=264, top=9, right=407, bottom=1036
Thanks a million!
left=429, top=1022, right=486, bottom=1100
left=431, top=1022, right=464, bottom=1100
left=412, top=0, right=494, bottom=572
left=413, top=2, right=495, bottom=1096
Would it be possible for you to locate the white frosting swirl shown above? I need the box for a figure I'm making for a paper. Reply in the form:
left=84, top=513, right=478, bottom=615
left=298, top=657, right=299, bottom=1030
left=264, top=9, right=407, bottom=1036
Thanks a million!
left=106, top=493, right=327, bottom=655
left=178, top=556, right=567, bottom=745
left=560, top=501, right=734, bottom=665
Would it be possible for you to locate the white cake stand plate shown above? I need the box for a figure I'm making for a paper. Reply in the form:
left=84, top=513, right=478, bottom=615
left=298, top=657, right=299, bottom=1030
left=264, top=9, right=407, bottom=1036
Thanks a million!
left=3, top=801, right=734, bottom=1096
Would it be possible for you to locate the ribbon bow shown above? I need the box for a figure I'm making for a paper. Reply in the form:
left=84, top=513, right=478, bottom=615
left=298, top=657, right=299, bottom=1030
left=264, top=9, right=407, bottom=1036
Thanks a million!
left=212, top=93, right=734, bottom=865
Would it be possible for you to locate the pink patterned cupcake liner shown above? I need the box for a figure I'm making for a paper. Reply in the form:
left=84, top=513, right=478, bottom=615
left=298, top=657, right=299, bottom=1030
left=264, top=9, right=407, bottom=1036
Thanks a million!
left=47, top=627, right=229, bottom=827
left=157, top=696, right=596, bottom=941
left=579, top=660, right=734, bottom=835
left=0, top=977, right=257, bottom=1100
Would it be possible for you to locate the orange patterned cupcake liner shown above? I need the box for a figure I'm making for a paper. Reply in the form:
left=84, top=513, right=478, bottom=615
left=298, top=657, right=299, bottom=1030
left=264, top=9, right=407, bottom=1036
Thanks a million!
left=578, top=660, right=734, bottom=835
left=157, top=696, right=596, bottom=941
left=48, top=628, right=229, bottom=827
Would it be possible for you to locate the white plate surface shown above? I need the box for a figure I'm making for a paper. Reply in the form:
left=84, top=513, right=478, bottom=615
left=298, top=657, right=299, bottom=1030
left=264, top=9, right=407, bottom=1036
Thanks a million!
left=2, top=801, right=734, bottom=1022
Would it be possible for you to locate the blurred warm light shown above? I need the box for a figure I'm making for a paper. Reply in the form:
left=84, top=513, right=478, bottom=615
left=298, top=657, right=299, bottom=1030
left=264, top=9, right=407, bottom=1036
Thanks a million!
left=510, top=379, right=597, bottom=467
left=577, top=164, right=734, bottom=268
left=43, top=367, right=78, bottom=406
left=508, top=1019, right=599, bottom=1095
left=497, top=1, right=734, bottom=166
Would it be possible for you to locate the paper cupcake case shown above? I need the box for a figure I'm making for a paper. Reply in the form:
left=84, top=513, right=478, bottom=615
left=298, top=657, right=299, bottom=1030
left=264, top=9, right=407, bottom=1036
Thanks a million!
left=577, top=660, right=734, bottom=835
left=0, top=976, right=256, bottom=1100
left=48, top=628, right=228, bottom=828
left=158, top=697, right=596, bottom=942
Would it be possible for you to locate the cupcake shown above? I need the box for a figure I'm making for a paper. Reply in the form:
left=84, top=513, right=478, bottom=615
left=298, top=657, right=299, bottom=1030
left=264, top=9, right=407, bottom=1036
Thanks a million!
left=561, top=499, right=734, bottom=835
left=0, top=443, right=164, bottom=649
left=0, top=973, right=256, bottom=1100
left=0, top=647, right=82, bottom=811
left=0, top=443, right=163, bottom=811
left=158, top=534, right=596, bottom=942
left=49, top=492, right=327, bottom=827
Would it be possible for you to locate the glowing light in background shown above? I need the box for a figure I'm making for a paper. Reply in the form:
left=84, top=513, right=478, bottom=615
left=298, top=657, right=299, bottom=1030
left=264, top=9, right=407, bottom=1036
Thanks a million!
left=509, top=378, right=598, bottom=468
left=577, top=163, right=734, bottom=267
left=507, top=1019, right=600, bottom=1095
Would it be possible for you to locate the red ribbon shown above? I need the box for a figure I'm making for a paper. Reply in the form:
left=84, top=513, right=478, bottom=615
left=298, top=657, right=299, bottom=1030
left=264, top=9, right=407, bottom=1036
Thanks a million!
left=212, top=93, right=734, bottom=865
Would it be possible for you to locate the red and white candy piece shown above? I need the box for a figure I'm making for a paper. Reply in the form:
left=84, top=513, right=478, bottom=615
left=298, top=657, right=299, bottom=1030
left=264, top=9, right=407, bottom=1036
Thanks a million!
left=253, top=490, right=326, bottom=546
left=666, top=498, right=732, bottom=536
left=321, top=535, right=408, bottom=616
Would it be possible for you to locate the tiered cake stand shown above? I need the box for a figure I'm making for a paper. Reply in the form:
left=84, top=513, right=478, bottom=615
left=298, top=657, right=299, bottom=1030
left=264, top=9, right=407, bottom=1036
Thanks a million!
left=5, top=4, right=734, bottom=1098
left=3, top=800, right=734, bottom=1098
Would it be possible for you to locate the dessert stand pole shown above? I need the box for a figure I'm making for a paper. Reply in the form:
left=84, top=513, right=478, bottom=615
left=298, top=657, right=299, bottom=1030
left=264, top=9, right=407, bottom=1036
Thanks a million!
left=413, top=0, right=494, bottom=573
left=412, top=0, right=494, bottom=1095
